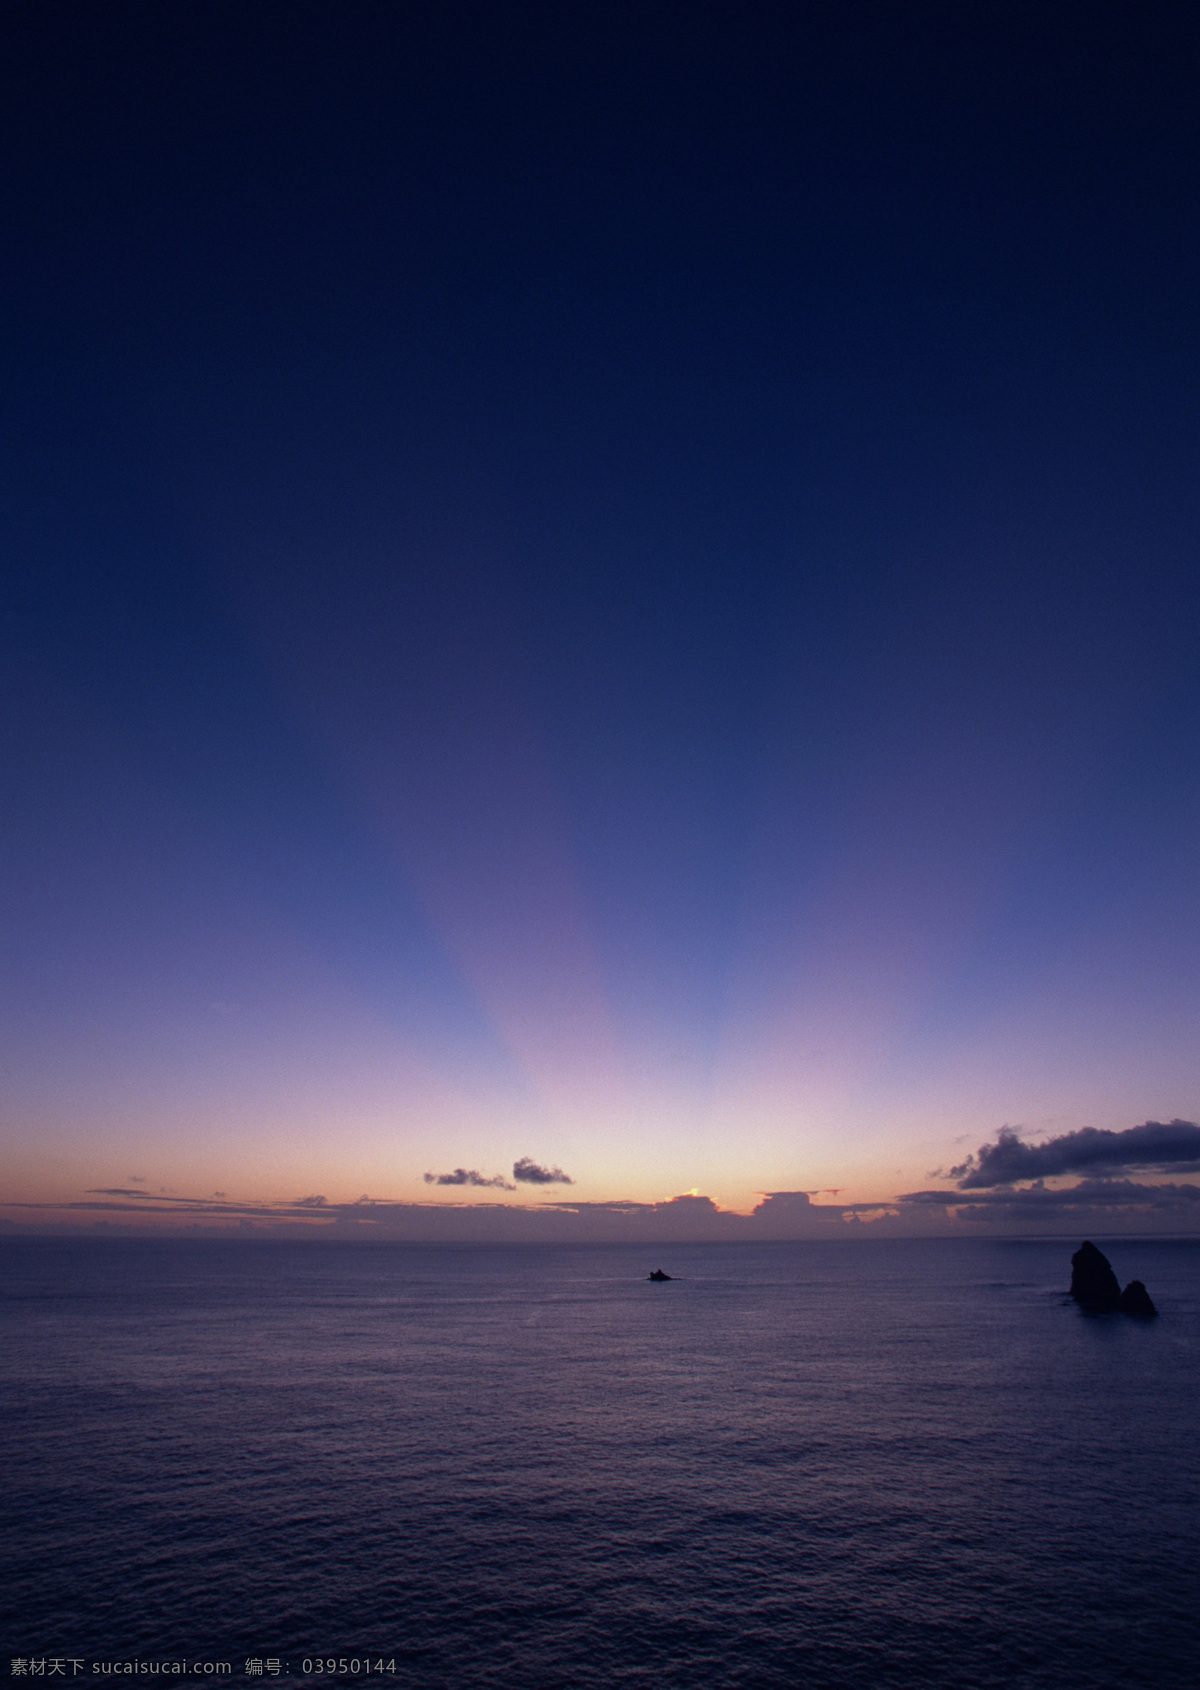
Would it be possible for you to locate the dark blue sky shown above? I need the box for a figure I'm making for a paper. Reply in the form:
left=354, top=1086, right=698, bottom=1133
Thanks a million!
left=4, top=2, right=1200, bottom=1232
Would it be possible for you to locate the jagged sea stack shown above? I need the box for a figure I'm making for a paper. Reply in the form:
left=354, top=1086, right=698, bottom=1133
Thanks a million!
left=1069, top=1241, right=1121, bottom=1310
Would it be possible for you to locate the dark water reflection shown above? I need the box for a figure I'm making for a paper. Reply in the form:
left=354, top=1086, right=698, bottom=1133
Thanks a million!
left=2, top=1236, right=1197, bottom=1688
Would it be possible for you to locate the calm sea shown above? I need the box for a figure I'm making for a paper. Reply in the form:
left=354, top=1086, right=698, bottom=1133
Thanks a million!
left=2, top=1236, right=1197, bottom=1689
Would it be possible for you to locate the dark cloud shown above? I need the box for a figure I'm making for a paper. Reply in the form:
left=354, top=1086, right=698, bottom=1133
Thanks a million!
left=295, top=1194, right=328, bottom=1207
left=87, top=1187, right=152, bottom=1198
left=513, top=1157, right=574, bottom=1185
left=952, top=1120, right=1200, bottom=1188
left=424, top=1168, right=516, bottom=1189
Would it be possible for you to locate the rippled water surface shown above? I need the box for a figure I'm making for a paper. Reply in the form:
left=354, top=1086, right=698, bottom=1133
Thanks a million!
left=3, top=1236, right=1198, bottom=1688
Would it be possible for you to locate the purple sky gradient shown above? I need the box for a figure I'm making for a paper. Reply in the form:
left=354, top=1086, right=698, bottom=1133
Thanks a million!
left=3, top=5, right=1199, bottom=1237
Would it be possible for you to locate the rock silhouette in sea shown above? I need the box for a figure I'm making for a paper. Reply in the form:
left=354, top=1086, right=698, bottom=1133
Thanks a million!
left=1069, top=1240, right=1122, bottom=1309
left=647, top=1269, right=673, bottom=1281
left=1069, top=1241, right=1158, bottom=1315
left=1115, top=1279, right=1158, bottom=1317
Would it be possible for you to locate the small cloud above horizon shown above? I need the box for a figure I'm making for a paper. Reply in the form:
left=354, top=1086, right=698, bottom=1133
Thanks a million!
left=424, top=1168, right=517, bottom=1189
left=513, top=1157, right=574, bottom=1185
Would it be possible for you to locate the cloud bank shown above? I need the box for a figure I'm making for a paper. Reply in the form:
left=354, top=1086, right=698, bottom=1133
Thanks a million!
left=16, top=1120, right=1199, bottom=1240
left=898, top=1177, right=1200, bottom=1228
left=4, top=1186, right=868, bottom=1241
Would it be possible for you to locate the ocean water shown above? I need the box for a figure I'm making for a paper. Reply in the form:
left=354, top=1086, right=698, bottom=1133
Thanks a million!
left=2, top=1235, right=1197, bottom=1689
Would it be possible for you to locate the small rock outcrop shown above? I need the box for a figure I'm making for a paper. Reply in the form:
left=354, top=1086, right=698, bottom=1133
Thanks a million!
left=1070, top=1241, right=1122, bottom=1309
left=647, top=1269, right=673, bottom=1281
left=1069, top=1241, right=1158, bottom=1315
left=1115, top=1279, right=1158, bottom=1317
